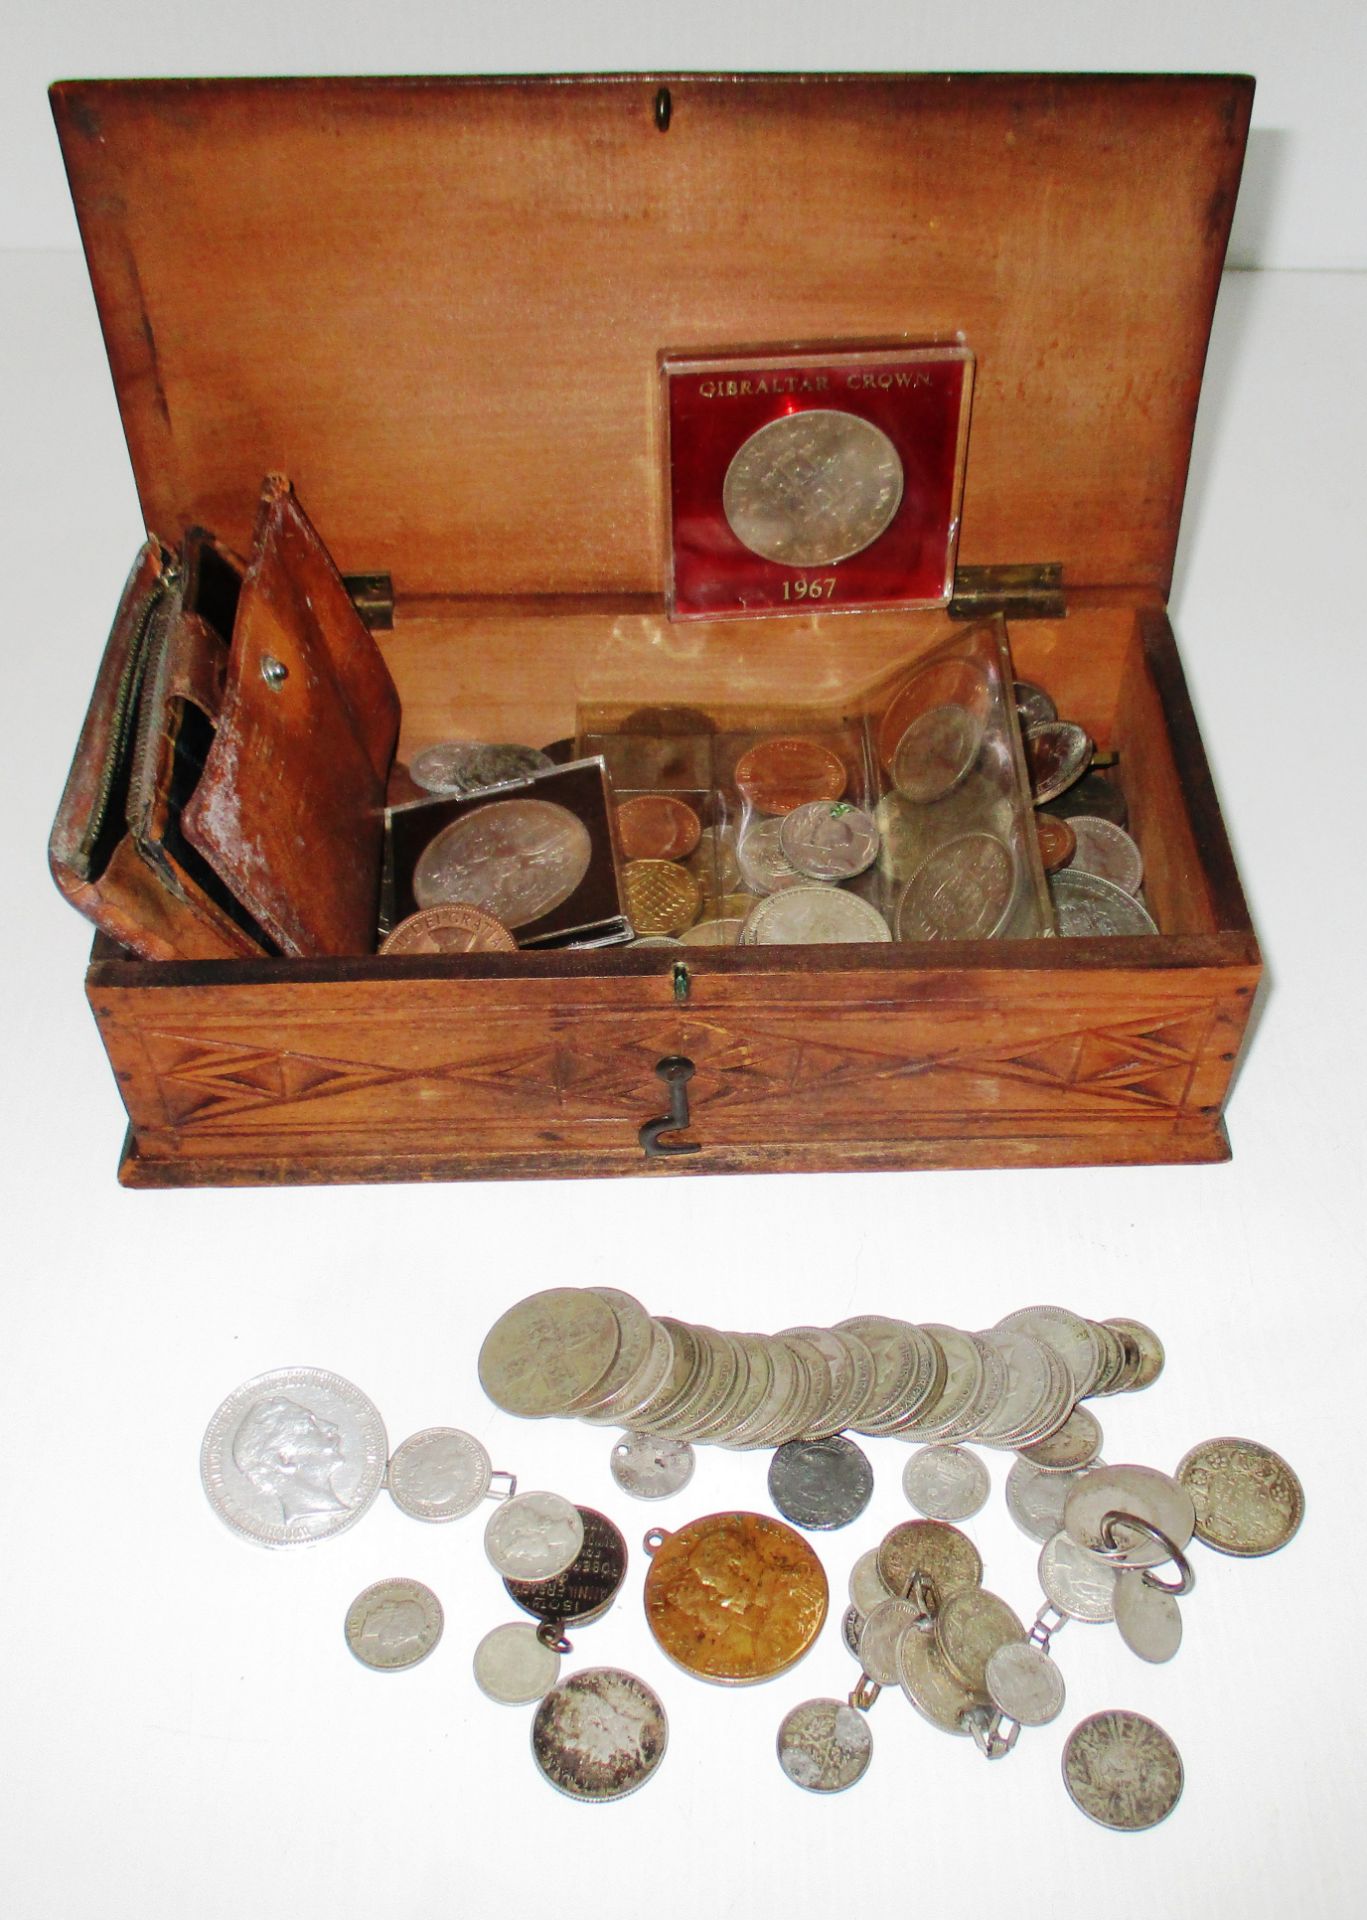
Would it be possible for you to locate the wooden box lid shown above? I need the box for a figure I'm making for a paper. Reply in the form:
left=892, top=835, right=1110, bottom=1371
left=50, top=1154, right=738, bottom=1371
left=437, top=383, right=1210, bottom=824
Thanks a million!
left=53, top=73, right=1251, bottom=603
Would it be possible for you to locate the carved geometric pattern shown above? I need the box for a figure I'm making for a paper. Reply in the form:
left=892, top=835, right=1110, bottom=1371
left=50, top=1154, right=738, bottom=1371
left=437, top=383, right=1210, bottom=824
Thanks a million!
left=141, top=1032, right=411, bottom=1126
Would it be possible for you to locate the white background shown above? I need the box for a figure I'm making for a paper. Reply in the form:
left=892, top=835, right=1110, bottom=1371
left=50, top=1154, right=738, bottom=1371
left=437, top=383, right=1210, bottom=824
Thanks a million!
left=2, top=7, right=1365, bottom=1919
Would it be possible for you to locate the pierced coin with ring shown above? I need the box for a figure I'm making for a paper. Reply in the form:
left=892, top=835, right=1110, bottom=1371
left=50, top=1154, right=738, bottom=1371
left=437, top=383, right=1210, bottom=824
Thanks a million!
left=1097, top=1509, right=1196, bottom=1595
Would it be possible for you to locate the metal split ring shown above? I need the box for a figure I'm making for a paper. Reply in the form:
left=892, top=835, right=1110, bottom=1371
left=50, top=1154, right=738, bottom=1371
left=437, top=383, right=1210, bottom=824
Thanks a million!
left=1098, top=1509, right=1196, bottom=1595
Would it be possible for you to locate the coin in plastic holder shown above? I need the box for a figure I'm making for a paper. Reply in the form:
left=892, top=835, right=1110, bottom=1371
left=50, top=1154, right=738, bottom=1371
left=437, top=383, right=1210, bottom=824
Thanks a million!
left=723, top=409, right=905, bottom=568
left=768, top=1435, right=874, bottom=1530
left=345, top=1577, right=443, bottom=1671
left=531, top=1668, right=668, bottom=1802
left=413, top=798, right=592, bottom=925
left=777, top=1698, right=874, bottom=1793
left=611, top=1431, right=696, bottom=1500
left=473, top=1622, right=562, bottom=1705
left=644, top=1511, right=828, bottom=1683
left=504, top=1506, right=628, bottom=1640
left=484, top=1491, right=585, bottom=1580
left=779, top=800, right=880, bottom=880
left=891, top=704, right=984, bottom=803
left=1062, top=1711, right=1184, bottom=1831
left=387, top=1426, right=498, bottom=1522
left=896, top=832, right=1015, bottom=940
left=622, top=858, right=702, bottom=936
left=616, top=793, right=702, bottom=861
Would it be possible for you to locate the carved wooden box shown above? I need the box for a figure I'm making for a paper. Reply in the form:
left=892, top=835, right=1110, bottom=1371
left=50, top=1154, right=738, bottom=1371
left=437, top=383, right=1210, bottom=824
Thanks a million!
left=52, top=72, right=1260, bottom=1186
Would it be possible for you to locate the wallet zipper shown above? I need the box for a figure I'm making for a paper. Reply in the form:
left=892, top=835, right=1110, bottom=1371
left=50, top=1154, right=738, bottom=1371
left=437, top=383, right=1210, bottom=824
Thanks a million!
left=79, top=561, right=179, bottom=864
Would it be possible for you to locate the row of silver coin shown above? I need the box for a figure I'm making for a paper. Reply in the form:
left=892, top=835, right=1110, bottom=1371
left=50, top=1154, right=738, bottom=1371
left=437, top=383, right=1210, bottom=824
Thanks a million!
left=479, top=1288, right=1162, bottom=1452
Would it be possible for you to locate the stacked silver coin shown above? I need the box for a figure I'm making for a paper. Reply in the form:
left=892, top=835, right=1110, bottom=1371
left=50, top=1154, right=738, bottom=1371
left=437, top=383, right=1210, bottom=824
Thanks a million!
left=477, top=1291, right=1163, bottom=1452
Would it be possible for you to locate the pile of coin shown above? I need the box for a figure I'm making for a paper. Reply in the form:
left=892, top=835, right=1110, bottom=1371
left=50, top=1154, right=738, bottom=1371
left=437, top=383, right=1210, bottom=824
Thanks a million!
left=477, top=1290, right=1162, bottom=1458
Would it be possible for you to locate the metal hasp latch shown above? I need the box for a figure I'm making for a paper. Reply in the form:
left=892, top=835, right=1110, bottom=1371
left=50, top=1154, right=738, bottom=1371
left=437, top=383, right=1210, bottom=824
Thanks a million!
left=343, top=573, right=394, bottom=630
left=949, top=562, right=1065, bottom=621
left=639, top=1056, right=701, bottom=1159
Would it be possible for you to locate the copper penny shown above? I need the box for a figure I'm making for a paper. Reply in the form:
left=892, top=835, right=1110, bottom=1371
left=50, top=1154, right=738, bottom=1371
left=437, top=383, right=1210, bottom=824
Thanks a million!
left=622, top=859, right=702, bottom=936
left=380, top=904, right=517, bottom=954
left=643, top=1510, right=828, bottom=1684
left=616, top=794, right=703, bottom=861
left=733, top=738, right=848, bottom=815
left=1035, top=815, right=1077, bottom=874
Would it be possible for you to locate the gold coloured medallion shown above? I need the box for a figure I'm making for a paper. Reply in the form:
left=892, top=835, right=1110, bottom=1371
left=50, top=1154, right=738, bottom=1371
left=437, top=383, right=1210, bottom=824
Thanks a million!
left=642, top=1509, right=828, bottom=1684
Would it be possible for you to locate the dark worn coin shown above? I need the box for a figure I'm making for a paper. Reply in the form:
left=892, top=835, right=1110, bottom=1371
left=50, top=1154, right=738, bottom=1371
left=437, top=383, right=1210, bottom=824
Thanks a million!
left=1014, top=681, right=1057, bottom=728
left=1042, top=768, right=1128, bottom=826
left=531, top=1668, right=668, bottom=1802
left=504, top=1505, right=627, bottom=1628
left=1024, top=722, right=1093, bottom=804
left=768, top=1435, right=875, bottom=1530
left=1062, top=1710, right=1183, bottom=1830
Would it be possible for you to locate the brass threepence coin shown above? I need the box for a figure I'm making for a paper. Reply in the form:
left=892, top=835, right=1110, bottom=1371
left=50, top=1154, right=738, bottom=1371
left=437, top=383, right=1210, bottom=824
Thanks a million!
left=768, top=1435, right=875, bottom=1530
left=531, top=1668, right=668, bottom=1802
left=387, top=1426, right=497, bottom=1521
left=734, top=737, right=848, bottom=815
left=779, top=800, right=880, bottom=880
left=891, top=704, right=984, bottom=803
left=777, top=1698, right=874, bottom=1793
left=478, top=1287, right=620, bottom=1418
left=344, top=1577, right=443, bottom=1671
left=1067, top=815, right=1144, bottom=896
left=472, top=1621, right=562, bottom=1704
left=504, top=1506, right=628, bottom=1635
left=896, top=832, right=1015, bottom=940
left=1062, top=1710, right=1184, bottom=1831
left=1024, top=721, right=1093, bottom=805
left=485, top=1492, right=586, bottom=1582
left=616, top=793, right=703, bottom=861
left=643, top=1510, right=828, bottom=1683
left=413, top=797, right=592, bottom=926
left=722, top=408, right=904, bottom=567
left=622, top=858, right=702, bottom=935
left=1035, top=813, right=1077, bottom=873
left=1176, top=1437, right=1305, bottom=1557
left=380, top=904, right=518, bottom=953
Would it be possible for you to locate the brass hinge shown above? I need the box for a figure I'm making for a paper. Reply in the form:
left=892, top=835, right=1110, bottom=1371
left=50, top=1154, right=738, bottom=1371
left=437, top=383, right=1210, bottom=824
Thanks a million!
left=949, top=562, right=1065, bottom=621
left=343, top=573, right=394, bottom=631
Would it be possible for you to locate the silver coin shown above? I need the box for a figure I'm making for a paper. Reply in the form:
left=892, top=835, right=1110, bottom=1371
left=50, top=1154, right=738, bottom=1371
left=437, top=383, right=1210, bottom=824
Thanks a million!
left=1088, top=1320, right=1132, bottom=1396
left=769, top=1434, right=874, bottom=1530
left=478, top=1288, right=619, bottom=1418
left=996, top=1304, right=1104, bottom=1398
left=897, top=832, right=1015, bottom=940
left=677, top=917, right=744, bottom=945
left=200, top=1366, right=388, bottom=1549
left=842, top=1603, right=867, bottom=1660
left=583, top=1317, right=676, bottom=1429
left=504, top=1506, right=627, bottom=1630
left=1176, top=1436, right=1305, bottom=1557
left=627, top=936, right=684, bottom=947
left=1014, top=681, right=1057, bottom=728
left=840, top=1315, right=932, bottom=1434
left=901, top=1446, right=991, bottom=1520
left=974, top=1331, right=1054, bottom=1447
left=409, top=740, right=484, bottom=793
left=1062, top=1710, right=1184, bottom=1831
left=344, top=1577, right=443, bottom=1671
left=777, top=1698, right=874, bottom=1793
left=472, top=1621, right=562, bottom=1704
left=779, top=801, right=880, bottom=881
left=464, top=743, right=556, bottom=791
left=611, top=1431, right=696, bottom=1500
left=985, top=1641, right=1066, bottom=1726
left=1064, top=1463, right=1196, bottom=1567
left=1006, top=1457, right=1105, bottom=1543
left=779, top=1325, right=878, bottom=1438
left=891, top=704, right=984, bottom=803
left=387, top=1426, right=492, bottom=1521
left=1024, top=721, right=1092, bottom=805
left=849, top=1547, right=894, bottom=1615
left=897, top=1621, right=981, bottom=1734
left=934, top=1586, right=1026, bottom=1694
left=1113, top=1569, right=1184, bottom=1663
left=877, top=1519, right=983, bottom=1601
left=723, top=408, right=904, bottom=568
left=858, top=1597, right=923, bottom=1685
left=1104, top=1317, right=1165, bottom=1392
left=1049, top=868, right=1158, bottom=936
left=413, top=797, right=592, bottom=925
left=687, top=825, right=742, bottom=899
left=909, top=1325, right=987, bottom=1441
left=484, top=1491, right=585, bottom=1580
left=736, top=817, right=807, bottom=894
left=1067, top=815, right=1144, bottom=896
left=1017, top=1406, right=1104, bottom=1475
left=1038, top=1531, right=1118, bottom=1622
left=570, top=1288, right=658, bottom=1420
left=743, top=885, right=891, bottom=945
left=531, top=1668, right=668, bottom=1803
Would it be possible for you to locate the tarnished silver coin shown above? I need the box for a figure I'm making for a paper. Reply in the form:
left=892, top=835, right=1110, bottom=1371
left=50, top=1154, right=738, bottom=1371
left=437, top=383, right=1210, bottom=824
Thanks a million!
left=842, top=1604, right=867, bottom=1660
left=569, top=1288, right=658, bottom=1420
left=1104, top=1317, right=1165, bottom=1391
left=200, top=1366, right=388, bottom=1549
left=409, top=740, right=483, bottom=793
left=583, top=1316, right=676, bottom=1430
left=769, top=1434, right=874, bottom=1530
left=891, top=704, right=984, bottom=803
left=611, top=1431, right=696, bottom=1500
left=472, top=1621, right=561, bottom=1704
left=1064, top=1463, right=1195, bottom=1567
left=1049, top=868, right=1158, bottom=937
left=841, top=1315, right=937, bottom=1435
left=901, top=1445, right=990, bottom=1521
left=777, top=1698, right=874, bottom=1793
left=743, top=886, right=891, bottom=945
left=1014, top=681, right=1057, bottom=729
left=858, top=1598, right=922, bottom=1685
left=1017, top=1406, right=1104, bottom=1474
left=974, top=1331, right=1055, bottom=1447
left=413, top=797, right=592, bottom=926
left=897, top=1620, right=982, bottom=1734
left=849, top=1548, right=895, bottom=1615
left=1113, top=1569, right=1183, bottom=1663
left=1038, top=1531, right=1118, bottom=1623
left=723, top=408, right=904, bottom=568
left=531, top=1668, right=668, bottom=1802
left=504, top=1507, right=628, bottom=1630
left=484, top=1491, right=585, bottom=1580
left=387, top=1426, right=493, bottom=1521
left=877, top=1519, right=983, bottom=1601
left=1062, top=1710, right=1183, bottom=1830
left=463, top=743, right=556, bottom=791
left=996, top=1304, right=1104, bottom=1398
left=478, top=1288, right=619, bottom=1418
left=1024, top=721, right=1092, bottom=805
left=1006, top=1457, right=1105, bottom=1543
left=1067, top=815, right=1144, bottom=896
left=986, top=1641, right=1066, bottom=1726
left=1176, top=1437, right=1305, bottom=1557
left=897, top=832, right=1015, bottom=940
left=911, top=1325, right=987, bottom=1441
left=344, top=1577, right=443, bottom=1671
left=934, top=1587, right=1026, bottom=1694
left=736, top=818, right=807, bottom=895
left=780, top=801, right=880, bottom=881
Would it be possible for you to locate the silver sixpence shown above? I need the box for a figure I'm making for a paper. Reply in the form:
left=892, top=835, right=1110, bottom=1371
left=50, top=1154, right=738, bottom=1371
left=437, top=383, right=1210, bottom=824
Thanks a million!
left=1038, top=1531, right=1118, bottom=1623
left=472, top=1621, right=562, bottom=1704
left=858, top=1598, right=923, bottom=1685
left=985, top=1641, right=1066, bottom=1726
left=1067, top=815, right=1144, bottom=895
left=611, top=1431, right=696, bottom=1500
left=842, top=1604, right=866, bottom=1660
left=1006, top=1457, right=1106, bottom=1544
left=478, top=1288, right=620, bottom=1418
left=344, top=1578, right=443, bottom=1671
left=777, top=1698, right=874, bottom=1793
left=897, top=1621, right=981, bottom=1734
left=200, top=1366, right=388, bottom=1549
left=1113, top=1569, right=1184, bottom=1664
left=1017, top=1406, right=1104, bottom=1474
left=996, top=1303, right=1104, bottom=1398
left=1049, top=868, right=1158, bottom=936
left=484, top=1490, right=585, bottom=1580
left=849, top=1548, right=895, bottom=1615
left=1062, top=1711, right=1184, bottom=1831
left=769, top=1435, right=875, bottom=1530
left=901, top=1445, right=990, bottom=1521
left=743, top=886, right=891, bottom=945
left=531, top=1668, right=668, bottom=1802
left=387, top=1426, right=492, bottom=1521
left=934, top=1587, right=1027, bottom=1694
left=1064, top=1463, right=1196, bottom=1568
left=780, top=801, right=880, bottom=881
left=723, top=409, right=904, bottom=568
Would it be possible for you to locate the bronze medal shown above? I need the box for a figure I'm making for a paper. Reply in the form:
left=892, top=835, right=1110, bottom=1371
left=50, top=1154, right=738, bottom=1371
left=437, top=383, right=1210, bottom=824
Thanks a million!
left=643, top=1510, right=828, bottom=1684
